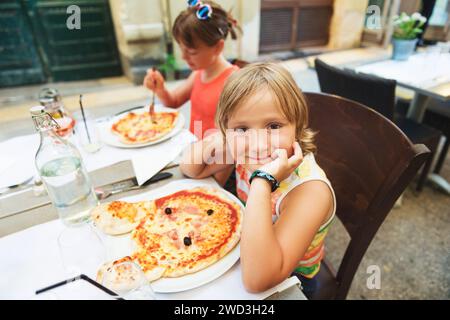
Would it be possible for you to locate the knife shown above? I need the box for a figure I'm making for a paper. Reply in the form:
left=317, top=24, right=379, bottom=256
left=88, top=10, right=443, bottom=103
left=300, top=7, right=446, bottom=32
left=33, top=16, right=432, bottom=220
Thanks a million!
left=95, top=171, right=173, bottom=200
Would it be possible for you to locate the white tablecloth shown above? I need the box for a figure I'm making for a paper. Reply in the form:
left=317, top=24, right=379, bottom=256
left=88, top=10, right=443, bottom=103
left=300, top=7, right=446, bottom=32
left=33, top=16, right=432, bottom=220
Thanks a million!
left=355, top=52, right=450, bottom=89
left=0, top=129, right=196, bottom=189
left=0, top=218, right=300, bottom=300
left=0, top=177, right=302, bottom=300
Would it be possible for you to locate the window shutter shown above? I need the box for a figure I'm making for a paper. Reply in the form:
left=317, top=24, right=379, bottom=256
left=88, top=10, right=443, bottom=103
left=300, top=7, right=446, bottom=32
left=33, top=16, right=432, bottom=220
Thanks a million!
left=296, top=5, right=333, bottom=47
left=260, top=7, right=294, bottom=52
left=260, top=0, right=334, bottom=53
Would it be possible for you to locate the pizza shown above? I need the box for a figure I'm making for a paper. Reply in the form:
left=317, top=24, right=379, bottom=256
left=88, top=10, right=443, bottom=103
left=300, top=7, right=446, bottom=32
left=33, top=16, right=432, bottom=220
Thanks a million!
left=111, top=111, right=178, bottom=144
left=96, top=256, right=143, bottom=292
left=131, top=187, right=243, bottom=280
left=96, top=187, right=243, bottom=283
left=91, top=201, right=155, bottom=235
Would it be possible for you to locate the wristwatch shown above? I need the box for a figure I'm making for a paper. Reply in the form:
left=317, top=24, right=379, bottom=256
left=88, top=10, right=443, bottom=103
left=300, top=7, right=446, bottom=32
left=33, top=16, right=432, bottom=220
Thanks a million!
left=249, top=170, right=280, bottom=192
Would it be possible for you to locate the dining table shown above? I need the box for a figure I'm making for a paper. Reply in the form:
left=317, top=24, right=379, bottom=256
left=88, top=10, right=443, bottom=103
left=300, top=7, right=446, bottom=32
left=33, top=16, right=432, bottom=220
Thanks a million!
left=349, top=51, right=450, bottom=121
left=347, top=50, right=450, bottom=194
left=0, top=106, right=307, bottom=300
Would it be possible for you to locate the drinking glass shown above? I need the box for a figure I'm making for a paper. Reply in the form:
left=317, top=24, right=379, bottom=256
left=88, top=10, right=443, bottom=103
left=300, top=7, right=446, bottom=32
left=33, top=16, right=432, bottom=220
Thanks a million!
left=58, top=224, right=106, bottom=278
left=73, top=110, right=102, bottom=153
left=101, top=261, right=157, bottom=300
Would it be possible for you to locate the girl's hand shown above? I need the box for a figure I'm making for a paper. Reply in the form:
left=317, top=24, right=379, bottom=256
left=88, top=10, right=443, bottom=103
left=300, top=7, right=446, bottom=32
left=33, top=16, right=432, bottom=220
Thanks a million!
left=143, top=68, right=165, bottom=94
left=258, top=142, right=303, bottom=182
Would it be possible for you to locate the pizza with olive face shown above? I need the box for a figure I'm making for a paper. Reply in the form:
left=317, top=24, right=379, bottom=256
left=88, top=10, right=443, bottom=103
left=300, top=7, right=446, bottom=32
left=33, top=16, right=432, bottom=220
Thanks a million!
left=96, top=187, right=242, bottom=282
left=111, top=111, right=178, bottom=144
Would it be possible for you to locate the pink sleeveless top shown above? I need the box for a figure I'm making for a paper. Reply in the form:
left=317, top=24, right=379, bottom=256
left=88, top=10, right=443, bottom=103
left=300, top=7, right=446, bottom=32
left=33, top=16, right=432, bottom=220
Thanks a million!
left=189, top=65, right=239, bottom=139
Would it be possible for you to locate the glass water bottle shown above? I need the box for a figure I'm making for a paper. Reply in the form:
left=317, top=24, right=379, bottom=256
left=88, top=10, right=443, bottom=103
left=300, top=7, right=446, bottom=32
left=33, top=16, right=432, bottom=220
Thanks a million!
left=31, top=106, right=98, bottom=226
left=39, top=88, right=75, bottom=138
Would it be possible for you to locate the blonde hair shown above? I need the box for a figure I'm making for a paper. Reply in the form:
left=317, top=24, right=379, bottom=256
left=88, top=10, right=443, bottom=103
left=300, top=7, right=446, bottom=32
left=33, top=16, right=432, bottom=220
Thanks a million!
left=216, top=62, right=316, bottom=155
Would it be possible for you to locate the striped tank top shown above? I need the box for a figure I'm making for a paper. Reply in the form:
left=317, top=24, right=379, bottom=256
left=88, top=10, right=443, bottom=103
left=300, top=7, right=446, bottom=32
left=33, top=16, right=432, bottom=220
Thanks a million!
left=235, top=153, right=336, bottom=279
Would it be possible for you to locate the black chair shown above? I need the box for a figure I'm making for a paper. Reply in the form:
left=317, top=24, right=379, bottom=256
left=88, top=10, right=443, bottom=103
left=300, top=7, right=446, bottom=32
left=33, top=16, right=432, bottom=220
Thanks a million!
left=396, top=95, right=449, bottom=176
left=314, top=58, right=442, bottom=191
left=423, top=100, right=450, bottom=174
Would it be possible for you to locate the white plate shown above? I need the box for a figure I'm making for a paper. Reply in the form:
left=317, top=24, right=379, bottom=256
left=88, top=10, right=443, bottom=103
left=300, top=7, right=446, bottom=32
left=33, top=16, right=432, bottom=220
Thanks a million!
left=99, top=106, right=185, bottom=149
left=152, top=244, right=240, bottom=293
left=110, top=178, right=244, bottom=293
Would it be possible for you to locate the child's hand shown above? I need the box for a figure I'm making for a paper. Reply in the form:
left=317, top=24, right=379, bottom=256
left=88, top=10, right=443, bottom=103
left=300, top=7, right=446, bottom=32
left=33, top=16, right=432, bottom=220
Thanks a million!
left=202, top=132, right=234, bottom=165
left=258, top=142, right=303, bottom=182
left=143, top=68, right=165, bottom=93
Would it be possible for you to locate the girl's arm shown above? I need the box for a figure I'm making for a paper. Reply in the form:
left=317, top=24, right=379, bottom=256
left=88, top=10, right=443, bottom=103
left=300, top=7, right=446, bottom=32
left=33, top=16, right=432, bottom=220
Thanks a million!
left=241, top=180, right=333, bottom=292
left=143, top=70, right=196, bottom=108
left=240, top=143, right=333, bottom=292
left=180, top=132, right=234, bottom=180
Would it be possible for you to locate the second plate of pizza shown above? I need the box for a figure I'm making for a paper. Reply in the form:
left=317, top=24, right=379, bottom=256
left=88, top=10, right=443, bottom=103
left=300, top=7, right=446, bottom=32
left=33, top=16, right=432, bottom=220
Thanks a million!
left=99, top=106, right=185, bottom=148
left=93, top=179, right=244, bottom=293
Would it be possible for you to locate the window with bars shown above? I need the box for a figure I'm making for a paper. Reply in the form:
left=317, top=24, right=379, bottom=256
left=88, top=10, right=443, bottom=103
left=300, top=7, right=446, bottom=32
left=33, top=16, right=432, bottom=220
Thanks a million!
left=259, top=0, right=334, bottom=53
left=0, top=0, right=122, bottom=87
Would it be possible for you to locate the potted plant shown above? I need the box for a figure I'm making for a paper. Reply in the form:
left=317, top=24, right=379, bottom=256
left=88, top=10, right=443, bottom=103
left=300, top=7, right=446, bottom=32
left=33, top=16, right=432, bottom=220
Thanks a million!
left=392, top=12, right=427, bottom=61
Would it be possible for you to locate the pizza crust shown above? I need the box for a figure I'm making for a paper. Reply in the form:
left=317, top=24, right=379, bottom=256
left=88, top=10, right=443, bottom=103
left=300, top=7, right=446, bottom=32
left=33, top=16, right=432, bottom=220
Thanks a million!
left=143, top=266, right=167, bottom=282
left=91, top=200, right=155, bottom=235
left=97, top=255, right=168, bottom=287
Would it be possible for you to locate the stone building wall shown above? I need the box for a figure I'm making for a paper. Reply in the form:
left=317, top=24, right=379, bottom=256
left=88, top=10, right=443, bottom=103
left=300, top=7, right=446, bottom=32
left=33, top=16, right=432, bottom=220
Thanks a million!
left=108, top=0, right=377, bottom=83
left=328, top=0, right=369, bottom=50
left=108, top=0, right=260, bottom=84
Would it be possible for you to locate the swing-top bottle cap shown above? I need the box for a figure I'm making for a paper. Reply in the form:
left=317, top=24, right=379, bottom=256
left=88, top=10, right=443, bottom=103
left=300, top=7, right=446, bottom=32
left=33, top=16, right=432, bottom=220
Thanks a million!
left=39, top=88, right=61, bottom=105
left=30, top=105, right=46, bottom=116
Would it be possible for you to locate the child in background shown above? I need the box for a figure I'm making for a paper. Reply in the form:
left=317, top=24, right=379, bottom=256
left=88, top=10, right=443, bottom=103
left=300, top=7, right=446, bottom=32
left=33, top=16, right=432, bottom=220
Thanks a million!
left=180, top=62, right=336, bottom=297
left=143, top=0, right=241, bottom=140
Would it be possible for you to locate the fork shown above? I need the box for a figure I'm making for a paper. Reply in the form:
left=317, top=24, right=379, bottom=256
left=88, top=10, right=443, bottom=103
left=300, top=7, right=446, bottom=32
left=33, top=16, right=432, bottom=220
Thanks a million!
left=149, top=67, right=157, bottom=124
left=0, top=177, right=34, bottom=196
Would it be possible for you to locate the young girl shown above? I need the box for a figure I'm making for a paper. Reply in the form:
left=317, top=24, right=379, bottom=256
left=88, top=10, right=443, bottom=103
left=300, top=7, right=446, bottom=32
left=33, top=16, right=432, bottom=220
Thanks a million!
left=180, top=62, right=336, bottom=296
left=143, top=0, right=241, bottom=140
